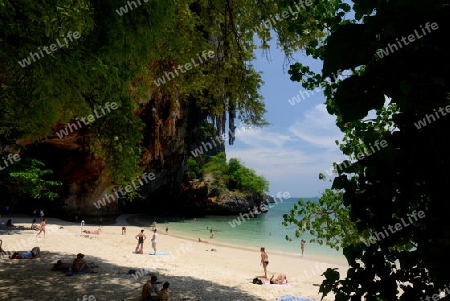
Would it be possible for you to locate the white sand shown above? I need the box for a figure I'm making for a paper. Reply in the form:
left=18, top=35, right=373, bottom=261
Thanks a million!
left=0, top=215, right=349, bottom=301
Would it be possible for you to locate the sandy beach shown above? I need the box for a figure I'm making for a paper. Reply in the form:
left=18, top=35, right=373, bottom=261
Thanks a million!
left=0, top=215, right=349, bottom=301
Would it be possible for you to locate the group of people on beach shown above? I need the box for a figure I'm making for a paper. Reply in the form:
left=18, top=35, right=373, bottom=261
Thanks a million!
left=4, top=217, right=47, bottom=239
left=135, top=228, right=158, bottom=254
left=257, top=247, right=288, bottom=285
left=141, top=275, right=172, bottom=301
left=52, top=253, right=98, bottom=272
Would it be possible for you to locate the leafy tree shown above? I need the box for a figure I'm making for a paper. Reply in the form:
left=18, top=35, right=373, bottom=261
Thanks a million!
left=283, top=189, right=367, bottom=251
left=187, top=152, right=269, bottom=194
left=186, top=157, right=201, bottom=180
left=0, top=156, right=62, bottom=202
left=282, top=0, right=450, bottom=299
left=2, top=0, right=304, bottom=192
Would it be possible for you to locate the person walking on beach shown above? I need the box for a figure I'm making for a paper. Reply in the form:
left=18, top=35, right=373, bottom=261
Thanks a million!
left=135, top=229, right=147, bottom=254
left=165, top=224, right=169, bottom=235
left=301, top=239, right=306, bottom=257
left=40, top=209, right=44, bottom=219
left=36, top=218, right=46, bottom=238
left=151, top=229, right=158, bottom=254
left=260, top=247, right=269, bottom=279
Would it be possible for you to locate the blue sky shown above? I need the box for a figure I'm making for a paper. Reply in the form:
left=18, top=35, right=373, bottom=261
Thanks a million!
left=226, top=39, right=348, bottom=198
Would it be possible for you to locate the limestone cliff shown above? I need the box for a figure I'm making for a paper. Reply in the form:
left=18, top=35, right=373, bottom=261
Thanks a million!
left=21, top=95, right=231, bottom=221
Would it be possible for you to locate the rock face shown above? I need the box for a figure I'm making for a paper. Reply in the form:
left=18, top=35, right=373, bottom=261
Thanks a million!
left=22, top=96, right=235, bottom=222
left=179, top=179, right=275, bottom=215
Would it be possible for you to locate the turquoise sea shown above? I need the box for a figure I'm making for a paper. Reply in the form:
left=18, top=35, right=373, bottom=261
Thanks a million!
left=128, top=197, right=346, bottom=263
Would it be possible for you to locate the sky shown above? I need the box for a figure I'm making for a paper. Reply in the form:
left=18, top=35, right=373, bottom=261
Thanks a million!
left=226, top=38, right=348, bottom=198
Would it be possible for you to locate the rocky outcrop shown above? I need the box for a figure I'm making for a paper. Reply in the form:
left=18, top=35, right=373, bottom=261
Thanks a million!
left=19, top=94, right=232, bottom=221
left=180, top=178, right=274, bottom=215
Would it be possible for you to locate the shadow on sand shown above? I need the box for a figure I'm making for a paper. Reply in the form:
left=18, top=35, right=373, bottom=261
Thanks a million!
left=0, top=249, right=267, bottom=301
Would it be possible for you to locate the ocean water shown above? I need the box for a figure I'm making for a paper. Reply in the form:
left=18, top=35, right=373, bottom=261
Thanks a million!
left=129, top=197, right=346, bottom=262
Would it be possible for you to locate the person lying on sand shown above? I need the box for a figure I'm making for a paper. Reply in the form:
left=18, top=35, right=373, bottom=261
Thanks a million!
left=52, top=260, right=72, bottom=270
left=198, top=238, right=208, bottom=243
left=72, top=253, right=98, bottom=272
left=9, top=247, right=40, bottom=259
left=83, top=229, right=100, bottom=234
left=252, top=277, right=263, bottom=284
left=270, top=273, right=288, bottom=284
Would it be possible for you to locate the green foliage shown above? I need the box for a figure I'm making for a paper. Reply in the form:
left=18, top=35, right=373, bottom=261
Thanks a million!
left=283, top=189, right=367, bottom=251
left=187, top=152, right=269, bottom=194
left=227, top=158, right=269, bottom=194
left=186, top=157, right=201, bottom=180
left=1, top=0, right=326, bottom=191
left=204, top=152, right=228, bottom=174
left=283, top=0, right=450, bottom=299
left=0, top=157, right=62, bottom=202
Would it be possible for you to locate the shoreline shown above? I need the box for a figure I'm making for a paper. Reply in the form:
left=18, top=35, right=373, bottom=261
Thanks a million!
left=126, top=214, right=348, bottom=267
left=0, top=214, right=349, bottom=300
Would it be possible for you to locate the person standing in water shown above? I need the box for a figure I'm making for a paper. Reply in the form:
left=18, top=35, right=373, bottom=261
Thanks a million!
left=260, top=247, right=269, bottom=279
left=135, top=229, right=146, bottom=254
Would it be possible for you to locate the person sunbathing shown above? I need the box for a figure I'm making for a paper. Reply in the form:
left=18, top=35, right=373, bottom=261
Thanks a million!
left=157, top=282, right=172, bottom=301
left=83, top=229, right=100, bottom=234
left=270, top=273, right=288, bottom=284
left=52, top=260, right=72, bottom=270
left=9, top=247, right=40, bottom=259
left=72, top=253, right=98, bottom=272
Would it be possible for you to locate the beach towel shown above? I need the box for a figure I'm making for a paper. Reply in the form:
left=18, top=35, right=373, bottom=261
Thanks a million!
left=7, top=251, right=39, bottom=259
left=58, top=268, right=94, bottom=276
left=264, top=281, right=291, bottom=287
left=274, top=295, right=316, bottom=301
left=147, top=251, right=170, bottom=255
left=0, top=229, right=22, bottom=234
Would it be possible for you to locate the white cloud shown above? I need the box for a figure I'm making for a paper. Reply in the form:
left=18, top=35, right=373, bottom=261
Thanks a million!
left=226, top=105, right=347, bottom=196
left=288, top=104, right=344, bottom=150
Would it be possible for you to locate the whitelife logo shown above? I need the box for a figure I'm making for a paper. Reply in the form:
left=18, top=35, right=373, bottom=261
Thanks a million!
left=325, top=139, right=388, bottom=176
left=0, top=153, right=21, bottom=171
left=55, top=102, right=118, bottom=138
left=252, top=0, right=313, bottom=33
left=376, top=22, right=438, bottom=59
left=153, top=50, right=215, bottom=87
left=363, top=210, right=425, bottom=246
left=18, top=31, right=81, bottom=67
left=414, top=104, right=450, bottom=129
left=190, top=124, right=252, bottom=157
left=93, top=172, right=156, bottom=209
left=115, top=0, right=149, bottom=16
left=287, top=69, right=349, bottom=106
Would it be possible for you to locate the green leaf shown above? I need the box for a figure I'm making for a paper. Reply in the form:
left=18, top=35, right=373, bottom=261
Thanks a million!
left=322, top=24, right=376, bottom=78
